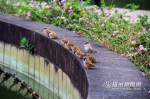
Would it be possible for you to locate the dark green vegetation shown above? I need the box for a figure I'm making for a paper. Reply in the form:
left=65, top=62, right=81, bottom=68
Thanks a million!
left=0, top=0, right=150, bottom=78
left=0, top=85, right=31, bottom=99
left=103, top=0, right=150, bottom=10
left=20, top=37, right=34, bottom=54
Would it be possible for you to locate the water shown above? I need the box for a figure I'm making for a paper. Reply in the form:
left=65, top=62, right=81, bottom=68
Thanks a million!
left=0, top=64, right=60, bottom=99
left=0, top=85, right=31, bottom=99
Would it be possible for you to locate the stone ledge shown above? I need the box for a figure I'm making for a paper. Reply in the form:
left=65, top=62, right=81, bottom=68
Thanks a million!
left=0, top=13, right=87, bottom=99
left=0, top=13, right=150, bottom=99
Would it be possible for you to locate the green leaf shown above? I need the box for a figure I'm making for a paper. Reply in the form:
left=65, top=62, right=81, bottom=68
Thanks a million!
left=29, top=45, right=34, bottom=51
left=20, top=37, right=28, bottom=46
left=126, top=3, right=139, bottom=11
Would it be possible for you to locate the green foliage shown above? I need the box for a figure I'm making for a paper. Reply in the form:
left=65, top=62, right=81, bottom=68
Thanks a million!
left=20, top=37, right=28, bottom=47
left=126, top=3, right=139, bottom=11
left=138, top=14, right=150, bottom=29
left=147, top=71, right=150, bottom=78
left=108, top=4, right=115, bottom=10
left=101, top=0, right=106, bottom=8
left=138, top=14, right=148, bottom=24
left=83, top=0, right=91, bottom=6
left=1, top=0, right=150, bottom=79
left=20, top=37, right=34, bottom=54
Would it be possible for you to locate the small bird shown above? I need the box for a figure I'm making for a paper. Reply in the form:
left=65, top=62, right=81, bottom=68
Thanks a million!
left=83, top=58, right=97, bottom=69
left=49, top=31, right=60, bottom=39
left=84, top=41, right=97, bottom=53
left=74, top=50, right=85, bottom=59
left=61, top=37, right=69, bottom=45
left=76, top=30, right=85, bottom=37
left=86, top=54, right=100, bottom=63
left=71, top=45, right=81, bottom=53
left=43, top=27, right=51, bottom=37
left=64, top=41, right=74, bottom=50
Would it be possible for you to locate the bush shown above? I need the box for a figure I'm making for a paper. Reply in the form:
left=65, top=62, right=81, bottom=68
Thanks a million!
left=0, top=0, right=150, bottom=78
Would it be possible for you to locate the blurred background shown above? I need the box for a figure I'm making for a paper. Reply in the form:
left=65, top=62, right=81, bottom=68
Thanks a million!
left=90, top=0, right=150, bottom=10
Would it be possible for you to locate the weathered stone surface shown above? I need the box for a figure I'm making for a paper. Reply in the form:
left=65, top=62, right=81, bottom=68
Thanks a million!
left=0, top=14, right=88, bottom=99
left=0, top=13, right=150, bottom=99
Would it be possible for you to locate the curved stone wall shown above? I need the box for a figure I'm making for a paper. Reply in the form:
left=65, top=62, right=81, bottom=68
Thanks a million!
left=0, top=14, right=88, bottom=99
left=0, top=42, right=81, bottom=99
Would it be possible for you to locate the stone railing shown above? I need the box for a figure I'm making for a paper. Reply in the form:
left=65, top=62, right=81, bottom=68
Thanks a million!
left=0, top=14, right=88, bottom=99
